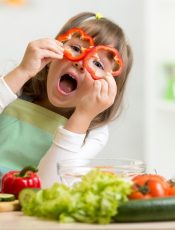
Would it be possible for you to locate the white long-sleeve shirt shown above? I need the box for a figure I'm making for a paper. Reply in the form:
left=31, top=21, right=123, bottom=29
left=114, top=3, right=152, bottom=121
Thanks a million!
left=0, top=76, right=109, bottom=188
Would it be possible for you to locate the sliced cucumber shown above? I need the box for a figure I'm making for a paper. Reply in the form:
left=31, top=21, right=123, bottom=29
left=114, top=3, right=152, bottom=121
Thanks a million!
left=0, top=193, right=15, bottom=202
left=115, top=197, right=175, bottom=222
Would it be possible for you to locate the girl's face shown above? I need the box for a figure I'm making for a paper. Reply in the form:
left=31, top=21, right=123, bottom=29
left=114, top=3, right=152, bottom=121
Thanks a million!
left=46, top=36, right=117, bottom=108
left=47, top=57, right=92, bottom=108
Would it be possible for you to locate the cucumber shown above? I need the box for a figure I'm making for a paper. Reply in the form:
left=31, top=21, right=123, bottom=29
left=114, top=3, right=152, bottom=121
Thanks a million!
left=0, top=193, right=15, bottom=202
left=115, top=197, right=175, bottom=222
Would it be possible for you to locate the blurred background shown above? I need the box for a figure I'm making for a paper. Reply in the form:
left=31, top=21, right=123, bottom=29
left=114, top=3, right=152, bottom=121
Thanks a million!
left=0, top=0, right=175, bottom=178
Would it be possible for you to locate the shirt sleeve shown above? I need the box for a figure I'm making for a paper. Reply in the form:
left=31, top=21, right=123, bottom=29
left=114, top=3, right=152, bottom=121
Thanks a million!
left=38, top=125, right=109, bottom=188
left=0, top=76, right=17, bottom=113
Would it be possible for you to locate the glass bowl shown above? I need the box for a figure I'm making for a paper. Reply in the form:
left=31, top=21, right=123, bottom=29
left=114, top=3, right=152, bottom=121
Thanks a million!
left=57, top=158, right=146, bottom=187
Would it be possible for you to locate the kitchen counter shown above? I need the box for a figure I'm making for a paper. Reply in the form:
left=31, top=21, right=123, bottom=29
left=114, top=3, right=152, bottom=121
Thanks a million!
left=0, top=212, right=175, bottom=230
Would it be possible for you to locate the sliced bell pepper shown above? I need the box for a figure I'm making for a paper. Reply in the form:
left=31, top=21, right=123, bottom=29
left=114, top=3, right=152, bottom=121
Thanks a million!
left=57, top=27, right=94, bottom=61
left=1, top=166, right=41, bottom=199
left=57, top=28, right=124, bottom=79
left=83, top=45, right=124, bottom=80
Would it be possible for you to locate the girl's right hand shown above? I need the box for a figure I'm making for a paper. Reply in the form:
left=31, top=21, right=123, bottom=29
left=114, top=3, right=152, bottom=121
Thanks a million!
left=18, top=38, right=64, bottom=79
left=76, top=73, right=117, bottom=120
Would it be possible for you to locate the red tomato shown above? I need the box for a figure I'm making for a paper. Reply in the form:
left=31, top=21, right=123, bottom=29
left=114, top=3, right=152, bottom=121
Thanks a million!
left=146, top=179, right=168, bottom=197
left=129, top=174, right=170, bottom=200
left=167, top=180, right=175, bottom=196
left=168, top=186, right=175, bottom=196
left=133, top=174, right=167, bottom=185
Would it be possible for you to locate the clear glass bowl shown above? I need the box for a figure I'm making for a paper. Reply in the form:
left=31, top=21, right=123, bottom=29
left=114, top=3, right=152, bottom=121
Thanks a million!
left=58, top=158, right=146, bottom=187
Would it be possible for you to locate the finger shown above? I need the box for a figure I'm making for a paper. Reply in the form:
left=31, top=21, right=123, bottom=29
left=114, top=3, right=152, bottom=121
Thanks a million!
left=36, top=38, right=64, bottom=55
left=93, top=80, right=102, bottom=98
left=99, top=79, right=108, bottom=96
left=41, top=42, right=64, bottom=55
left=41, top=46, right=64, bottom=57
left=39, top=49, right=63, bottom=60
left=105, top=73, right=117, bottom=97
left=41, top=57, right=53, bottom=67
left=55, top=39, right=64, bottom=47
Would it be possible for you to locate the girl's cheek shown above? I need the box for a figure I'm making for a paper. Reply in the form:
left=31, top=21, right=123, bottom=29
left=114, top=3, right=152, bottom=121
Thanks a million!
left=82, top=74, right=92, bottom=88
left=49, top=59, right=64, bottom=75
left=83, top=71, right=94, bottom=84
left=78, top=74, right=94, bottom=95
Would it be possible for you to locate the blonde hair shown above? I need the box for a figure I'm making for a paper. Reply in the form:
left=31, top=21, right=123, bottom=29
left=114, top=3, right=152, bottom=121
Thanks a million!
left=22, top=12, right=133, bottom=130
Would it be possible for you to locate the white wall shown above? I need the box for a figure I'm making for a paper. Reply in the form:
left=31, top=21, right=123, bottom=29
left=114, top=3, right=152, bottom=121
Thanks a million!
left=143, top=0, right=175, bottom=178
left=0, top=0, right=145, bottom=161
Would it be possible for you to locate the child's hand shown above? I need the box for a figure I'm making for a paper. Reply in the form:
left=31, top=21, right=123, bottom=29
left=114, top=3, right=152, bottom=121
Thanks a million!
left=64, top=73, right=117, bottom=134
left=18, top=38, right=64, bottom=78
left=76, top=73, right=117, bottom=120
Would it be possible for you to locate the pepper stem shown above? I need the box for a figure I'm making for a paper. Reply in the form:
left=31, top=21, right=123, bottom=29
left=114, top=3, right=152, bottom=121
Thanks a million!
left=19, top=166, right=38, bottom=177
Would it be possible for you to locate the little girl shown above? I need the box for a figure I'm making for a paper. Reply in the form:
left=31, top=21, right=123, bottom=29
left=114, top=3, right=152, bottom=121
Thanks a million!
left=0, top=12, right=133, bottom=188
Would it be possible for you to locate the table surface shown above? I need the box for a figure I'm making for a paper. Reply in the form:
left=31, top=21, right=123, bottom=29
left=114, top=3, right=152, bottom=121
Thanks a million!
left=0, top=212, right=175, bottom=230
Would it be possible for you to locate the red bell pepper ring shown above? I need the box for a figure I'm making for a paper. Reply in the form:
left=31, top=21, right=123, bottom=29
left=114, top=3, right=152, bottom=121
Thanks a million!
left=83, top=45, right=124, bottom=80
left=57, top=27, right=94, bottom=62
left=1, top=166, right=41, bottom=199
left=57, top=28, right=124, bottom=79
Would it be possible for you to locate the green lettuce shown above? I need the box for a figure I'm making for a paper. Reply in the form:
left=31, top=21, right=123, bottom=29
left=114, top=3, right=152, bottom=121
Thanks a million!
left=20, top=169, right=132, bottom=224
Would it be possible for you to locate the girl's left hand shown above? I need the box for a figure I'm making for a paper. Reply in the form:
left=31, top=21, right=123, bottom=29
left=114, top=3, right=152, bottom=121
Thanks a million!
left=76, top=73, right=117, bottom=121
left=64, top=73, right=117, bottom=134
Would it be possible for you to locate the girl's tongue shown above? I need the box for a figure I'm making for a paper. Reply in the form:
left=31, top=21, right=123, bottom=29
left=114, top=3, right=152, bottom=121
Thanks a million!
left=59, top=74, right=77, bottom=93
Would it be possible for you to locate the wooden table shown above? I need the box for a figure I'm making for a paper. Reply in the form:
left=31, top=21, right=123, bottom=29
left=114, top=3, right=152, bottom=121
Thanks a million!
left=0, top=212, right=175, bottom=230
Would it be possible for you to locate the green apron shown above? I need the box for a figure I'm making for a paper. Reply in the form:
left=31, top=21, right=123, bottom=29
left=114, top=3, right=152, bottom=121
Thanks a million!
left=0, top=99, right=67, bottom=174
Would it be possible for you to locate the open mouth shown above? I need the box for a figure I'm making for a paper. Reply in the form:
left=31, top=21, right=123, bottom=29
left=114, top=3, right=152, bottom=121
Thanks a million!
left=58, top=74, right=78, bottom=94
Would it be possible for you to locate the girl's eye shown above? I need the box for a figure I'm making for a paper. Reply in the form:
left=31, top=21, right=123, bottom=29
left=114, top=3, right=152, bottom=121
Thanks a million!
left=93, top=60, right=104, bottom=70
left=70, top=45, right=81, bottom=53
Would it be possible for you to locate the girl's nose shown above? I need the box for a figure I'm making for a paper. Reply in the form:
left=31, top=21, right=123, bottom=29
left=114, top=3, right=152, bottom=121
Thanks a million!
left=72, top=61, right=84, bottom=73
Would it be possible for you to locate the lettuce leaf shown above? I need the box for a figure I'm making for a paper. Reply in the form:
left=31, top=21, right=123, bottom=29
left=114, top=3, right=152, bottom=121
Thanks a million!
left=20, top=169, right=132, bottom=224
